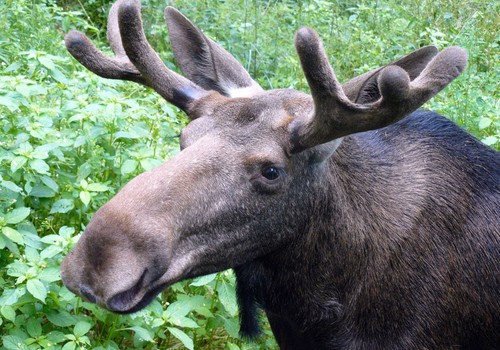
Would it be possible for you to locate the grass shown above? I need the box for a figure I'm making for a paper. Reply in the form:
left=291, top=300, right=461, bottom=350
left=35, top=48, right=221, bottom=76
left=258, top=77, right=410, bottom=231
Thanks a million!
left=0, top=0, right=498, bottom=349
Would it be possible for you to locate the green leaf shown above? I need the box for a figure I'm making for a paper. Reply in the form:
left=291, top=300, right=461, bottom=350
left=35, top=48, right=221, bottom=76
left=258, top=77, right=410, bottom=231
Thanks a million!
left=77, top=161, right=92, bottom=182
left=167, top=327, right=193, bottom=350
left=140, top=158, right=162, bottom=171
left=80, top=191, right=91, bottom=206
left=11, top=156, right=27, bottom=173
left=61, top=341, right=77, bottom=350
left=170, top=316, right=199, bottom=328
left=121, top=159, right=138, bottom=175
left=1, top=305, right=16, bottom=322
left=47, top=310, right=78, bottom=327
left=128, top=326, right=153, bottom=342
left=478, top=117, right=492, bottom=129
left=190, top=273, right=217, bottom=287
left=39, top=267, right=61, bottom=282
left=26, top=318, right=42, bottom=337
left=4, top=207, right=30, bottom=224
left=29, top=159, right=50, bottom=174
left=2, top=227, right=24, bottom=245
left=165, top=299, right=197, bottom=320
left=50, top=199, right=75, bottom=214
left=41, top=175, right=59, bottom=192
left=27, top=278, right=47, bottom=302
left=2, top=335, right=28, bottom=350
left=482, top=136, right=498, bottom=146
left=0, top=287, right=26, bottom=306
left=29, top=184, right=56, bottom=198
left=218, top=280, right=238, bottom=317
left=0, top=180, right=22, bottom=193
left=74, top=321, right=92, bottom=337
left=87, top=183, right=108, bottom=192
left=227, top=343, right=241, bottom=350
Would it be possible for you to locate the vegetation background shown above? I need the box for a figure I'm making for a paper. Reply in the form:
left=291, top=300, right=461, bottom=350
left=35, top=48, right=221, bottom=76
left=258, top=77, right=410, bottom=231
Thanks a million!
left=0, top=0, right=498, bottom=349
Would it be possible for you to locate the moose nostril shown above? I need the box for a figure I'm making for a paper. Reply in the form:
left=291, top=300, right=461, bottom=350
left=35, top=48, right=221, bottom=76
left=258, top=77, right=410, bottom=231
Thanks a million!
left=80, top=285, right=97, bottom=304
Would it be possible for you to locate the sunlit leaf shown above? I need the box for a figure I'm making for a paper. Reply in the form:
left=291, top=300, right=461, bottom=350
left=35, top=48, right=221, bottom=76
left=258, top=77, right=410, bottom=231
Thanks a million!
left=167, top=327, right=193, bottom=350
left=27, top=278, right=47, bottom=302
left=4, top=207, right=30, bottom=224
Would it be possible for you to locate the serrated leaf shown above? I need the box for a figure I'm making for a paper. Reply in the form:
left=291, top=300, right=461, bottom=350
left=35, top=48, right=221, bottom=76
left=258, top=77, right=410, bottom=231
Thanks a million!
left=29, top=159, right=50, bottom=174
left=167, top=327, right=193, bottom=350
left=27, top=278, right=47, bottom=302
left=87, top=183, right=108, bottom=192
left=50, top=199, right=74, bottom=214
left=2, top=227, right=24, bottom=244
left=80, top=191, right=91, bottom=206
left=128, top=326, right=153, bottom=342
left=74, top=321, right=92, bottom=337
left=4, top=207, right=30, bottom=224
left=218, top=280, right=238, bottom=317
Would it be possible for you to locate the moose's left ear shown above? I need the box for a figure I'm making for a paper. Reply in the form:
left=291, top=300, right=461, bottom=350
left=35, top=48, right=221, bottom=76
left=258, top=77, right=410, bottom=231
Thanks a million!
left=165, top=7, right=263, bottom=98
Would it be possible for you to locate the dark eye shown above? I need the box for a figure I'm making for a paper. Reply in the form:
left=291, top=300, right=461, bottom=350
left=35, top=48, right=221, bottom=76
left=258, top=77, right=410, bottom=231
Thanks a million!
left=261, top=166, right=281, bottom=180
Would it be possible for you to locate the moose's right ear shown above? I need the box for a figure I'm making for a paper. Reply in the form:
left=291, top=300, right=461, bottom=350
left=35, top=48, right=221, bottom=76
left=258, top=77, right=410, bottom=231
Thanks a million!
left=165, top=7, right=262, bottom=98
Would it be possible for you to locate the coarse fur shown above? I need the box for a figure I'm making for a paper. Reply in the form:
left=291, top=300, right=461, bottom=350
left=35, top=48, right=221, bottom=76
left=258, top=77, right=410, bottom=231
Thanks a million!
left=61, top=1, right=500, bottom=349
left=235, top=110, right=500, bottom=349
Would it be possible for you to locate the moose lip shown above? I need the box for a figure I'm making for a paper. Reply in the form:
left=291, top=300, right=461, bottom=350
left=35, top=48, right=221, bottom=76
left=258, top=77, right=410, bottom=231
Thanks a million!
left=106, top=269, right=167, bottom=314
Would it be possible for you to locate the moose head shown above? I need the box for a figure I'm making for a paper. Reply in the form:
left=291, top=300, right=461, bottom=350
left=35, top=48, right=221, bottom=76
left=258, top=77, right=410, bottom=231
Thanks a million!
left=61, top=0, right=467, bottom=317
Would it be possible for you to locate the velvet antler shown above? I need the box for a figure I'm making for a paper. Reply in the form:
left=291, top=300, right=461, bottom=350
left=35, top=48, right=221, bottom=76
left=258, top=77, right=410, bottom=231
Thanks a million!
left=65, top=0, right=205, bottom=112
left=290, top=27, right=467, bottom=152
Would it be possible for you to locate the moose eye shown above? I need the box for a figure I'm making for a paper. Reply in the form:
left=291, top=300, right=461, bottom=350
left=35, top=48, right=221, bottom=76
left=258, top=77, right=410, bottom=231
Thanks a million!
left=261, top=166, right=281, bottom=180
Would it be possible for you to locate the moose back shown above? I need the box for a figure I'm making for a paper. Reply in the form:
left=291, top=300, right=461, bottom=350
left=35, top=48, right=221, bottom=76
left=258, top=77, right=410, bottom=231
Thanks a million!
left=61, top=0, right=500, bottom=348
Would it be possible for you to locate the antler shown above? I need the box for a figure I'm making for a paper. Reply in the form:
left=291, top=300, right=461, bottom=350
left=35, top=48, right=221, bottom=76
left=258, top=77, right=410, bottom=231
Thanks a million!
left=290, top=27, right=468, bottom=152
left=65, top=0, right=205, bottom=112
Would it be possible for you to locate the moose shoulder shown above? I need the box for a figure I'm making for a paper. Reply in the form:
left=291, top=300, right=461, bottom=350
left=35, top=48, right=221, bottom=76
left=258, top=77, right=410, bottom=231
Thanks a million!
left=61, top=0, right=500, bottom=348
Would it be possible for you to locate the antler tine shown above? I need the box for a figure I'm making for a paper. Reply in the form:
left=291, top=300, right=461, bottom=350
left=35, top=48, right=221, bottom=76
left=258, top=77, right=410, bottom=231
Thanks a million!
left=65, top=0, right=205, bottom=112
left=65, top=0, right=145, bottom=84
left=290, top=27, right=467, bottom=153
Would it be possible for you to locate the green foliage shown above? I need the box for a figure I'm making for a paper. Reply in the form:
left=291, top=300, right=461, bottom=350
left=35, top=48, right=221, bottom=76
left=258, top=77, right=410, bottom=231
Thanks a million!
left=0, top=0, right=498, bottom=349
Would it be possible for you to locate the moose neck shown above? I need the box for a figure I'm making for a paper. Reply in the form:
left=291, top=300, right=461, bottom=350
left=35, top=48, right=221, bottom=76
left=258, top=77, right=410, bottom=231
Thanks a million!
left=235, top=131, right=425, bottom=339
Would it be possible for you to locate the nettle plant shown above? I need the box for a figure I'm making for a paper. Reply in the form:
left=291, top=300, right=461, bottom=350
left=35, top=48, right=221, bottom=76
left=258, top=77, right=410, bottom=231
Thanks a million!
left=1, top=4, right=257, bottom=350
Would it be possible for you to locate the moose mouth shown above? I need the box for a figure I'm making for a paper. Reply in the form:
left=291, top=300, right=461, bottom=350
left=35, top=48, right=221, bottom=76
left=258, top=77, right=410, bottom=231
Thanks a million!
left=106, top=269, right=168, bottom=314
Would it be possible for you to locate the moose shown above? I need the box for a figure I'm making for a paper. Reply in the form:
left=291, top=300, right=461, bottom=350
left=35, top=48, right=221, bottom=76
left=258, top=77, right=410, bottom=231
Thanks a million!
left=61, top=0, right=500, bottom=348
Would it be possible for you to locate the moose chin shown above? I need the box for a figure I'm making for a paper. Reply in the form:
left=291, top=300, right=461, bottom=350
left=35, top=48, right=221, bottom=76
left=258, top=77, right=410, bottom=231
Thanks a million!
left=61, top=0, right=500, bottom=348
